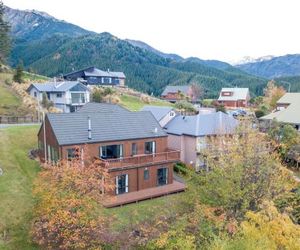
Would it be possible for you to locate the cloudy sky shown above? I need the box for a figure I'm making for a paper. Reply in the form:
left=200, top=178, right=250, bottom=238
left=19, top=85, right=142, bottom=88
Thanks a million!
left=4, top=0, right=300, bottom=63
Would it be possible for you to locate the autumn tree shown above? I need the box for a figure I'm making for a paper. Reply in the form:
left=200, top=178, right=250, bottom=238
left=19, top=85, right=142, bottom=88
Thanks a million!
left=190, top=83, right=203, bottom=101
left=193, top=126, right=295, bottom=220
left=32, top=149, right=115, bottom=249
left=263, top=80, right=286, bottom=110
left=0, top=1, right=10, bottom=64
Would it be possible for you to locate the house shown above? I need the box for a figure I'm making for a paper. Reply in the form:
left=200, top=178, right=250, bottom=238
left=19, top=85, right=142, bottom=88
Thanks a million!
left=141, top=106, right=176, bottom=127
left=37, top=103, right=185, bottom=207
left=27, top=81, right=90, bottom=113
left=259, top=93, right=300, bottom=131
left=218, top=88, right=250, bottom=108
left=164, top=112, right=239, bottom=171
left=63, top=66, right=126, bottom=87
left=161, top=85, right=196, bottom=103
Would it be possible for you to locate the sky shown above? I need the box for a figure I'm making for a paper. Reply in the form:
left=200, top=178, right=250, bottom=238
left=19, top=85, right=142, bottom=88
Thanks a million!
left=3, top=0, right=300, bottom=63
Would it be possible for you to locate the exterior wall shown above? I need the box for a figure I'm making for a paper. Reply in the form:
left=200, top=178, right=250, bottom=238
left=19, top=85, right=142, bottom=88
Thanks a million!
left=167, top=134, right=197, bottom=167
left=107, top=163, right=173, bottom=195
left=119, top=78, right=125, bottom=87
left=159, top=111, right=176, bottom=127
left=219, top=100, right=237, bottom=108
left=60, top=136, right=168, bottom=160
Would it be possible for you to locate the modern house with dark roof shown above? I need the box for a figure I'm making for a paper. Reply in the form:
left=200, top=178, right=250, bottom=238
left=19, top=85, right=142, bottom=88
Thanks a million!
left=63, top=66, right=126, bottom=87
left=141, top=106, right=176, bottom=127
left=164, top=112, right=239, bottom=171
left=161, top=85, right=196, bottom=103
left=38, top=103, right=184, bottom=207
left=27, top=81, right=90, bottom=113
left=260, top=93, right=300, bottom=132
left=218, top=87, right=250, bottom=108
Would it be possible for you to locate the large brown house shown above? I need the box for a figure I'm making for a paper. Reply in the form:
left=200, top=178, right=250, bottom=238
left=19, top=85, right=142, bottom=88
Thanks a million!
left=161, top=85, right=196, bottom=103
left=37, top=103, right=185, bottom=207
left=218, top=88, right=250, bottom=108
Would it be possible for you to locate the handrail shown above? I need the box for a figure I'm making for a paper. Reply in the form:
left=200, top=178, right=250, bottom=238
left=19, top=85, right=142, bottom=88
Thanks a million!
left=100, top=149, right=180, bottom=168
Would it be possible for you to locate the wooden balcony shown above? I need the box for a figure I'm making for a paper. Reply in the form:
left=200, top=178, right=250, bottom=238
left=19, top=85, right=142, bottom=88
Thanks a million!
left=100, top=149, right=180, bottom=170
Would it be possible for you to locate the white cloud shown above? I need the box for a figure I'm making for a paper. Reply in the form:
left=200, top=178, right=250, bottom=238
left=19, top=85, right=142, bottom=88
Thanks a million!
left=4, top=0, right=300, bottom=62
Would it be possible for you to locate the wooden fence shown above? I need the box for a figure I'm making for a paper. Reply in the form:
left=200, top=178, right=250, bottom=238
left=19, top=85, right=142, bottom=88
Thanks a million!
left=0, top=116, right=40, bottom=124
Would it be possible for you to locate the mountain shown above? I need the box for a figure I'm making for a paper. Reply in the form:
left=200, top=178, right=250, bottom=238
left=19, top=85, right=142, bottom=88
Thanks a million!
left=4, top=5, right=268, bottom=98
left=4, top=6, right=93, bottom=42
left=234, top=55, right=274, bottom=65
left=236, top=54, right=300, bottom=79
left=125, top=39, right=183, bottom=61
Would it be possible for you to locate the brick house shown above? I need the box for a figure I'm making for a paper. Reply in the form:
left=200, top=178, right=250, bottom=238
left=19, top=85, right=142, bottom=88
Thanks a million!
left=218, top=88, right=250, bottom=108
left=37, top=103, right=185, bottom=207
left=161, top=85, right=196, bottom=103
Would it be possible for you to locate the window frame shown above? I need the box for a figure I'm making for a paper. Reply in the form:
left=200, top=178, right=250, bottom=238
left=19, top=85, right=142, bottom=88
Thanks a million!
left=145, top=141, right=156, bottom=154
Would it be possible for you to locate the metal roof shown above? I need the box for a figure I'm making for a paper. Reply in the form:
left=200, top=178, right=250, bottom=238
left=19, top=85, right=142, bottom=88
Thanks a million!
left=46, top=105, right=167, bottom=145
left=161, top=85, right=190, bottom=96
left=141, top=106, right=173, bottom=121
left=277, top=93, right=300, bottom=104
left=77, top=102, right=130, bottom=113
left=164, top=111, right=239, bottom=137
left=64, top=67, right=126, bottom=79
left=27, top=81, right=89, bottom=93
left=218, top=88, right=249, bottom=101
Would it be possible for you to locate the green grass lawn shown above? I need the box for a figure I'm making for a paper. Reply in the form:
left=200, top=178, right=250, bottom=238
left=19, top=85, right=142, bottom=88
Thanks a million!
left=0, top=73, right=22, bottom=116
left=0, top=126, right=40, bottom=250
left=120, top=94, right=173, bottom=111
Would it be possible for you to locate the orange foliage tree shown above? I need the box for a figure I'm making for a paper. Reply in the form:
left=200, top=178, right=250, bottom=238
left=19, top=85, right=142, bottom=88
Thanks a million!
left=32, top=147, right=115, bottom=249
left=264, top=80, right=286, bottom=110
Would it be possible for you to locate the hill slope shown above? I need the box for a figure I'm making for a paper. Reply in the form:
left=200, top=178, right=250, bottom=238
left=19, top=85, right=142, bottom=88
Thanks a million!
left=5, top=5, right=268, bottom=98
left=236, top=54, right=300, bottom=79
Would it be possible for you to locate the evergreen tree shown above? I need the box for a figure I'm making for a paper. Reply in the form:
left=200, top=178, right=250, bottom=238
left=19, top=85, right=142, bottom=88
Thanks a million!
left=0, top=1, right=10, bottom=64
left=13, top=61, right=24, bottom=83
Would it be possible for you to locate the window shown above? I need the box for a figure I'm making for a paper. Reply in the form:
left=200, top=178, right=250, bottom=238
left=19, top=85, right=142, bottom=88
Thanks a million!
left=102, top=77, right=111, bottom=84
left=71, top=93, right=85, bottom=104
left=56, top=93, right=62, bottom=98
left=67, top=148, right=76, bottom=159
left=145, top=141, right=156, bottom=154
left=131, top=143, right=137, bottom=156
left=34, top=92, right=37, bottom=97
left=100, top=144, right=123, bottom=159
left=46, top=92, right=51, bottom=100
left=112, top=78, right=120, bottom=85
left=116, top=174, right=128, bottom=194
left=144, top=169, right=149, bottom=180
left=157, top=167, right=168, bottom=186
left=170, top=111, right=175, bottom=117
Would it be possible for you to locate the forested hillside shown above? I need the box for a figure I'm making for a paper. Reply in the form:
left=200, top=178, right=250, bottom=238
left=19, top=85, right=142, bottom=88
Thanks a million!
left=5, top=5, right=268, bottom=97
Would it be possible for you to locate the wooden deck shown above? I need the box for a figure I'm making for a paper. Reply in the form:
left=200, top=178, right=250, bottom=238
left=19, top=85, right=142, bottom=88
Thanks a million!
left=103, top=180, right=186, bottom=208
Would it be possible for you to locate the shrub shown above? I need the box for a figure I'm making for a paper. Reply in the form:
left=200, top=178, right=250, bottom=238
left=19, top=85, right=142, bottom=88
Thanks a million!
left=175, top=100, right=196, bottom=113
left=255, top=109, right=266, bottom=118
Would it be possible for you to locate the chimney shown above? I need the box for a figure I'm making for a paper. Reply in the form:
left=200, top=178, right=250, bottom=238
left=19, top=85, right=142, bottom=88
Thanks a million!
left=88, top=116, right=92, bottom=140
left=154, top=127, right=158, bottom=133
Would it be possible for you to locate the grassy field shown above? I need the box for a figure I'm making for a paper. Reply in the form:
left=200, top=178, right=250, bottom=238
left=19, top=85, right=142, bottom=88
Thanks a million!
left=0, top=126, right=40, bottom=250
left=120, top=94, right=173, bottom=111
left=0, top=73, right=22, bottom=116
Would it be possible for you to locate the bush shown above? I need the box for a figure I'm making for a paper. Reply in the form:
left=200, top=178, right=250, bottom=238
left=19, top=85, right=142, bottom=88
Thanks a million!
left=4, top=78, right=12, bottom=85
left=175, top=100, right=196, bottom=113
left=174, top=162, right=188, bottom=175
left=255, top=109, right=266, bottom=118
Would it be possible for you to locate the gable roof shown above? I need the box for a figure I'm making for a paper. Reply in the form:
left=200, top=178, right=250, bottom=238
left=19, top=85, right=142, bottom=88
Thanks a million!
left=161, top=85, right=190, bottom=96
left=164, top=112, right=239, bottom=137
left=77, top=102, right=129, bottom=113
left=218, top=88, right=249, bottom=101
left=27, top=81, right=89, bottom=93
left=46, top=104, right=166, bottom=145
left=64, top=67, right=126, bottom=79
left=277, top=93, right=300, bottom=104
left=141, top=106, right=173, bottom=121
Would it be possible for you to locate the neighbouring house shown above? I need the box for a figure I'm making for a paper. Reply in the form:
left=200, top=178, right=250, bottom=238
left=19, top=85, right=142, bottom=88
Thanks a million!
left=27, top=81, right=90, bottom=113
left=161, top=85, right=196, bottom=103
left=164, top=112, right=239, bottom=171
left=141, top=106, right=176, bottom=127
left=37, top=103, right=185, bottom=207
left=63, top=66, right=126, bottom=87
left=259, top=93, right=300, bottom=131
left=218, top=87, right=250, bottom=108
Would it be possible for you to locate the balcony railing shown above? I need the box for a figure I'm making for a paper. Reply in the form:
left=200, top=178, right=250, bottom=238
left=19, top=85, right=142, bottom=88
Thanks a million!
left=100, top=149, right=180, bottom=169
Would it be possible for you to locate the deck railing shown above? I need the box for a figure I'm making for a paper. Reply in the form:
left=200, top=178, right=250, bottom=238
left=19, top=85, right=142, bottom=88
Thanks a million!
left=100, top=149, right=180, bottom=169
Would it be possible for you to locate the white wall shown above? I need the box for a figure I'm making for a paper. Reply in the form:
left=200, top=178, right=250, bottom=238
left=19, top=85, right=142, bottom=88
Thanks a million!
left=160, top=111, right=176, bottom=127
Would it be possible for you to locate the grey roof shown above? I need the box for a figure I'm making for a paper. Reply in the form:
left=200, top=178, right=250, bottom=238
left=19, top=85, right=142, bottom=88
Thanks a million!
left=64, top=67, right=126, bottom=78
left=141, top=106, right=173, bottom=121
left=164, top=112, right=239, bottom=137
left=46, top=105, right=166, bottom=145
left=77, top=102, right=129, bottom=113
left=27, top=81, right=88, bottom=93
left=218, top=88, right=249, bottom=101
left=276, top=93, right=300, bottom=104
left=161, top=85, right=190, bottom=96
